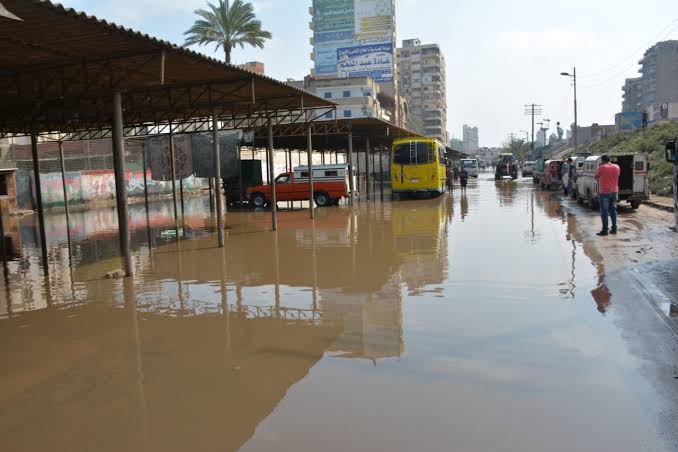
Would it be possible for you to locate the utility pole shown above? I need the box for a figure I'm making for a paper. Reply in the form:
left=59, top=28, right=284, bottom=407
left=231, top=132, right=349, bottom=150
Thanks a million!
left=561, top=68, right=578, bottom=154
left=524, top=104, right=542, bottom=158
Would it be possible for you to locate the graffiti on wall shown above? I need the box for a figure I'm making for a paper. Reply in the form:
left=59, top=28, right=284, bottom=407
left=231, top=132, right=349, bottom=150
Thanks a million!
left=25, top=170, right=204, bottom=209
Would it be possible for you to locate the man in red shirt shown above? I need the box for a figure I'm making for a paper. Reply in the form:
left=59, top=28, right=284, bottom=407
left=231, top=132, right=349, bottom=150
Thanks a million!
left=595, top=155, right=621, bottom=236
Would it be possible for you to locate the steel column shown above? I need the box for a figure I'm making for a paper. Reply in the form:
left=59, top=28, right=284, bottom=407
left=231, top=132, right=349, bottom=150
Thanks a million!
left=365, top=137, right=371, bottom=201
left=57, top=140, right=72, bottom=258
left=212, top=110, right=224, bottom=247
left=307, top=125, right=315, bottom=220
left=347, top=131, right=355, bottom=205
left=168, top=126, right=180, bottom=239
left=30, top=132, right=49, bottom=273
left=268, top=123, right=278, bottom=231
left=112, top=91, right=132, bottom=276
left=379, top=146, right=385, bottom=201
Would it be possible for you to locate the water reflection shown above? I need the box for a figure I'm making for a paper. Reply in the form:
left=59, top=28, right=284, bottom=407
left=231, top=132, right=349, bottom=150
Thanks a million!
left=0, top=180, right=672, bottom=452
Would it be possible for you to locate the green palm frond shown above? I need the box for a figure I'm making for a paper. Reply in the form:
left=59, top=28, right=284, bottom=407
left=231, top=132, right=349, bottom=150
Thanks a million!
left=183, top=0, right=272, bottom=63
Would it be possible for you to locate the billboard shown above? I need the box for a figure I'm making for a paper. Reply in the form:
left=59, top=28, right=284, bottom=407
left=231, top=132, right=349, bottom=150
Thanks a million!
left=615, top=112, right=643, bottom=131
left=337, top=43, right=394, bottom=82
left=313, top=0, right=394, bottom=80
left=313, top=0, right=354, bottom=33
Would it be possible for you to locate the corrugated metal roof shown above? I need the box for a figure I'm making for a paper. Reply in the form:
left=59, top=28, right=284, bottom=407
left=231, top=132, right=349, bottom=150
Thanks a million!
left=0, top=0, right=335, bottom=135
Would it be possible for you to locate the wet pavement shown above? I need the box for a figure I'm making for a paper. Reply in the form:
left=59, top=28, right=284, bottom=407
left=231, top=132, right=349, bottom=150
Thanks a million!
left=1, top=172, right=677, bottom=452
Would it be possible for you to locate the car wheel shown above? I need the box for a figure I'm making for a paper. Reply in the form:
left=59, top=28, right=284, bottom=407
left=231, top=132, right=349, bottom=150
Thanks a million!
left=314, top=192, right=330, bottom=207
left=630, top=200, right=641, bottom=209
left=588, top=191, right=598, bottom=211
left=250, top=193, right=266, bottom=208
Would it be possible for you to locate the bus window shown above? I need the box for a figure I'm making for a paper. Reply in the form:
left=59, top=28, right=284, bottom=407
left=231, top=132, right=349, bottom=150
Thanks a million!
left=393, top=142, right=435, bottom=165
left=438, top=145, right=447, bottom=165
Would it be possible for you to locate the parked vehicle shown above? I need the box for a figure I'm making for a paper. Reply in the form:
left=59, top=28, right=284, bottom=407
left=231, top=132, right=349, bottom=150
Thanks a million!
left=533, top=158, right=546, bottom=184
left=576, top=154, right=649, bottom=209
left=391, top=138, right=447, bottom=196
left=522, top=161, right=535, bottom=177
left=460, top=159, right=479, bottom=178
left=563, top=156, right=586, bottom=199
left=540, top=160, right=564, bottom=190
left=495, top=153, right=519, bottom=180
left=247, top=164, right=349, bottom=208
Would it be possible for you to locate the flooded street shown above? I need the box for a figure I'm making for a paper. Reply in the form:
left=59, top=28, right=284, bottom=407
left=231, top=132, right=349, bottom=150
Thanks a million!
left=1, top=173, right=677, bottom=452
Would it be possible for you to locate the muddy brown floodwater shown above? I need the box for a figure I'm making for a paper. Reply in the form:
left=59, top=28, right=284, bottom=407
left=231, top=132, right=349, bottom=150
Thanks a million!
left=1, top=172, right=677, bottom=452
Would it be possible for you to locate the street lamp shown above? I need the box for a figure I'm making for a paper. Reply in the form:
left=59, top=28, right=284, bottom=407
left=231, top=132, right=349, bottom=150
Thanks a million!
left=561, top=68, right=578, bottom=155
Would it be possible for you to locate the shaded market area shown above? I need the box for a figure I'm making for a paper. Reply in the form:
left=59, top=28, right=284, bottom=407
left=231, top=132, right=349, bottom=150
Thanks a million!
left=2, top=2, right=678, bottom=452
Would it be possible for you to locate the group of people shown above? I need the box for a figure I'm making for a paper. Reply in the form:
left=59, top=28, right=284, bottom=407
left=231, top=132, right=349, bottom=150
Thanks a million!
left=446, top=165, right=470, bottom=191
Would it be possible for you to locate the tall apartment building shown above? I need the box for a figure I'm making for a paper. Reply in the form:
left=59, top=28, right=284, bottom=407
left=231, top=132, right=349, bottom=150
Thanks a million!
left=639, top=40, right=678, bottom=108
left=621, top=77, right=642, bottom=113
left=462, top=125, right=478, bottom=153
left=396, top=38, right=447, bottom=143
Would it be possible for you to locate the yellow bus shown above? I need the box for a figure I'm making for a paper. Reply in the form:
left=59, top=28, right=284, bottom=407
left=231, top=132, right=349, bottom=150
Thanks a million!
left=391, top=138, right=447, bottom=196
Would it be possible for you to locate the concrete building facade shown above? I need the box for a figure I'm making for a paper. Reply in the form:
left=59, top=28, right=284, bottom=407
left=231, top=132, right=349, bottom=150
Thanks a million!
left=290, top=76, right=396, bottom=123
left=621, top=77, right=643, bottom=113
left=639, top=40, right=678, bottom=108
left=397, top=38, right=448, bottom=143
left=462, top=125, right=478, bottom=153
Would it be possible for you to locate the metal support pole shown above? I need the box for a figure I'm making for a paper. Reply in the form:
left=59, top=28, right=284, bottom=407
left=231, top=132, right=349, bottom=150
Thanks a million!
left=573, top=67, right=578, bottom=155
left=112, top=91, right=132, bottom=276
left=268, top=122, right=278, bottom=231
left=141, top=141, right=150, bottom=215
left=673, top=162, right=678, bottom=231
left=168, top=126, right=180, bottom=240
left=30, top=131, right=49, bottom=273
left=307, top=126, right=315, bottom=220
left=238, top=145, right=244, bottom=205
left=208, top=178, right=214, bottom=213
left=365, top=137, right=371, bottom=201
left=379, top=146, right=384, bottom=201
left=356, top=139, right=361, bottom=196
left=347, top=131, right=355, bottom=205
left=212, top=110, right=224, bottom=247
left=58, top=140, right=73, bottom=260
left=179, top=178, right=185, bottom=231
left=372, top=148, right=376, bottom=195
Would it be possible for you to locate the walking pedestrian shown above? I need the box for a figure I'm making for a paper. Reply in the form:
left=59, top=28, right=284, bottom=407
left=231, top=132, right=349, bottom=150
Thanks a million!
left=561, top=158, right=570, bottom=195
left=459, top=168, right=469, bottom=191
left=453, top=166, right=459, bottom=181
left=595, top=155, right=620, bottom=236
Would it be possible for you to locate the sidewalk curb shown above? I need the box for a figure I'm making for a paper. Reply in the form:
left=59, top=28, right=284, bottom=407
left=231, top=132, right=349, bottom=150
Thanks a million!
left=646, top=200, right=675, bottom=213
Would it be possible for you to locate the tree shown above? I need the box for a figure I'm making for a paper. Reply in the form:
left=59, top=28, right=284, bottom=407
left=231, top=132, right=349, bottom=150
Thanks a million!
left=183, top=0, right=272, bottom=64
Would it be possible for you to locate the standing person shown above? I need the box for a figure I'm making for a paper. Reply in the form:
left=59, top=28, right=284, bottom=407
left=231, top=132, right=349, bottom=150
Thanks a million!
left=453, top=165, right=459, bottom=181
left=561, top=158, right=571, bottom=195
left=595, top=155, right=620, bottom=236
left=459, top=168, right=469, bottom=191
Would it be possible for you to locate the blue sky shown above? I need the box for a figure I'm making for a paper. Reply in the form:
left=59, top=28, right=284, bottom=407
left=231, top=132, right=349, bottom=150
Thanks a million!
left=61, top=0, right=678, bottom=146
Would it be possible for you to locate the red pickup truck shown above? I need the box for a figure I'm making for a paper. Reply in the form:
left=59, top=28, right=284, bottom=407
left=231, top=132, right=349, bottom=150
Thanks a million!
left=247, top=164, right=350, bottom=208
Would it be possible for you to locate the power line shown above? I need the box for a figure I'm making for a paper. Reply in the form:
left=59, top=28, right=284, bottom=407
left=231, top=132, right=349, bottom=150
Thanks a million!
left=579, top=17, right=678, bottom=81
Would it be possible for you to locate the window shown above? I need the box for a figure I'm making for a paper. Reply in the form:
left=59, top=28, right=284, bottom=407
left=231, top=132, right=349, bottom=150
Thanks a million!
left=393, top=142, right=435, bottom=165
left=275, top=174, right=290, bottom=184
left=343, top=90, right=351, bottom=97
left=635, top=161, right=645, bottom=171
left=438, top=145, right=447, bottom=165
left=324, top=170, right=339, bottom=177
left=0, top=175, right=6, bottom=196
left=343, top=110, right=352, bottom=118
left=364, top=91, right=371, bottom=97
left=324, top=92, right=332, bottom=99
left=324, top=111, right=334, bottom=119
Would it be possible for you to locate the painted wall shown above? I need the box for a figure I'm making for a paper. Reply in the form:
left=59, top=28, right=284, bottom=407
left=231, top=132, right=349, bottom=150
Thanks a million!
left=23, top=170, right=203, bottom=209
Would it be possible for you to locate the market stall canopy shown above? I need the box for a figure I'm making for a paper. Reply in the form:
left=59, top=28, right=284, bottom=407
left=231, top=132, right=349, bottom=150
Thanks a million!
left=250, top=118, right=423, bottom=151
left=0, top=0, right=334, bottom=137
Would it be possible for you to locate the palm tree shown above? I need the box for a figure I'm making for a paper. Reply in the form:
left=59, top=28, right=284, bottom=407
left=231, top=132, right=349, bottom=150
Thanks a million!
left=183, top=0, right=272, bottom=64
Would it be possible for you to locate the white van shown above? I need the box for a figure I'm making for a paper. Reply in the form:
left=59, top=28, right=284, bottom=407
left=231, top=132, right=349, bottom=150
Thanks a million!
left=460, top=159, right=479, bottom=178
left=575, top=154, right=649, bottom=209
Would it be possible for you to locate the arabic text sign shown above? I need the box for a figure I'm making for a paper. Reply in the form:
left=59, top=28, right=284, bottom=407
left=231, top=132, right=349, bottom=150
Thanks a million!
left=314, top=0, right=354, bottom=33
left=354, top=0, right=393, bottom=41
left=337, top=43, right=394, bottom=82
